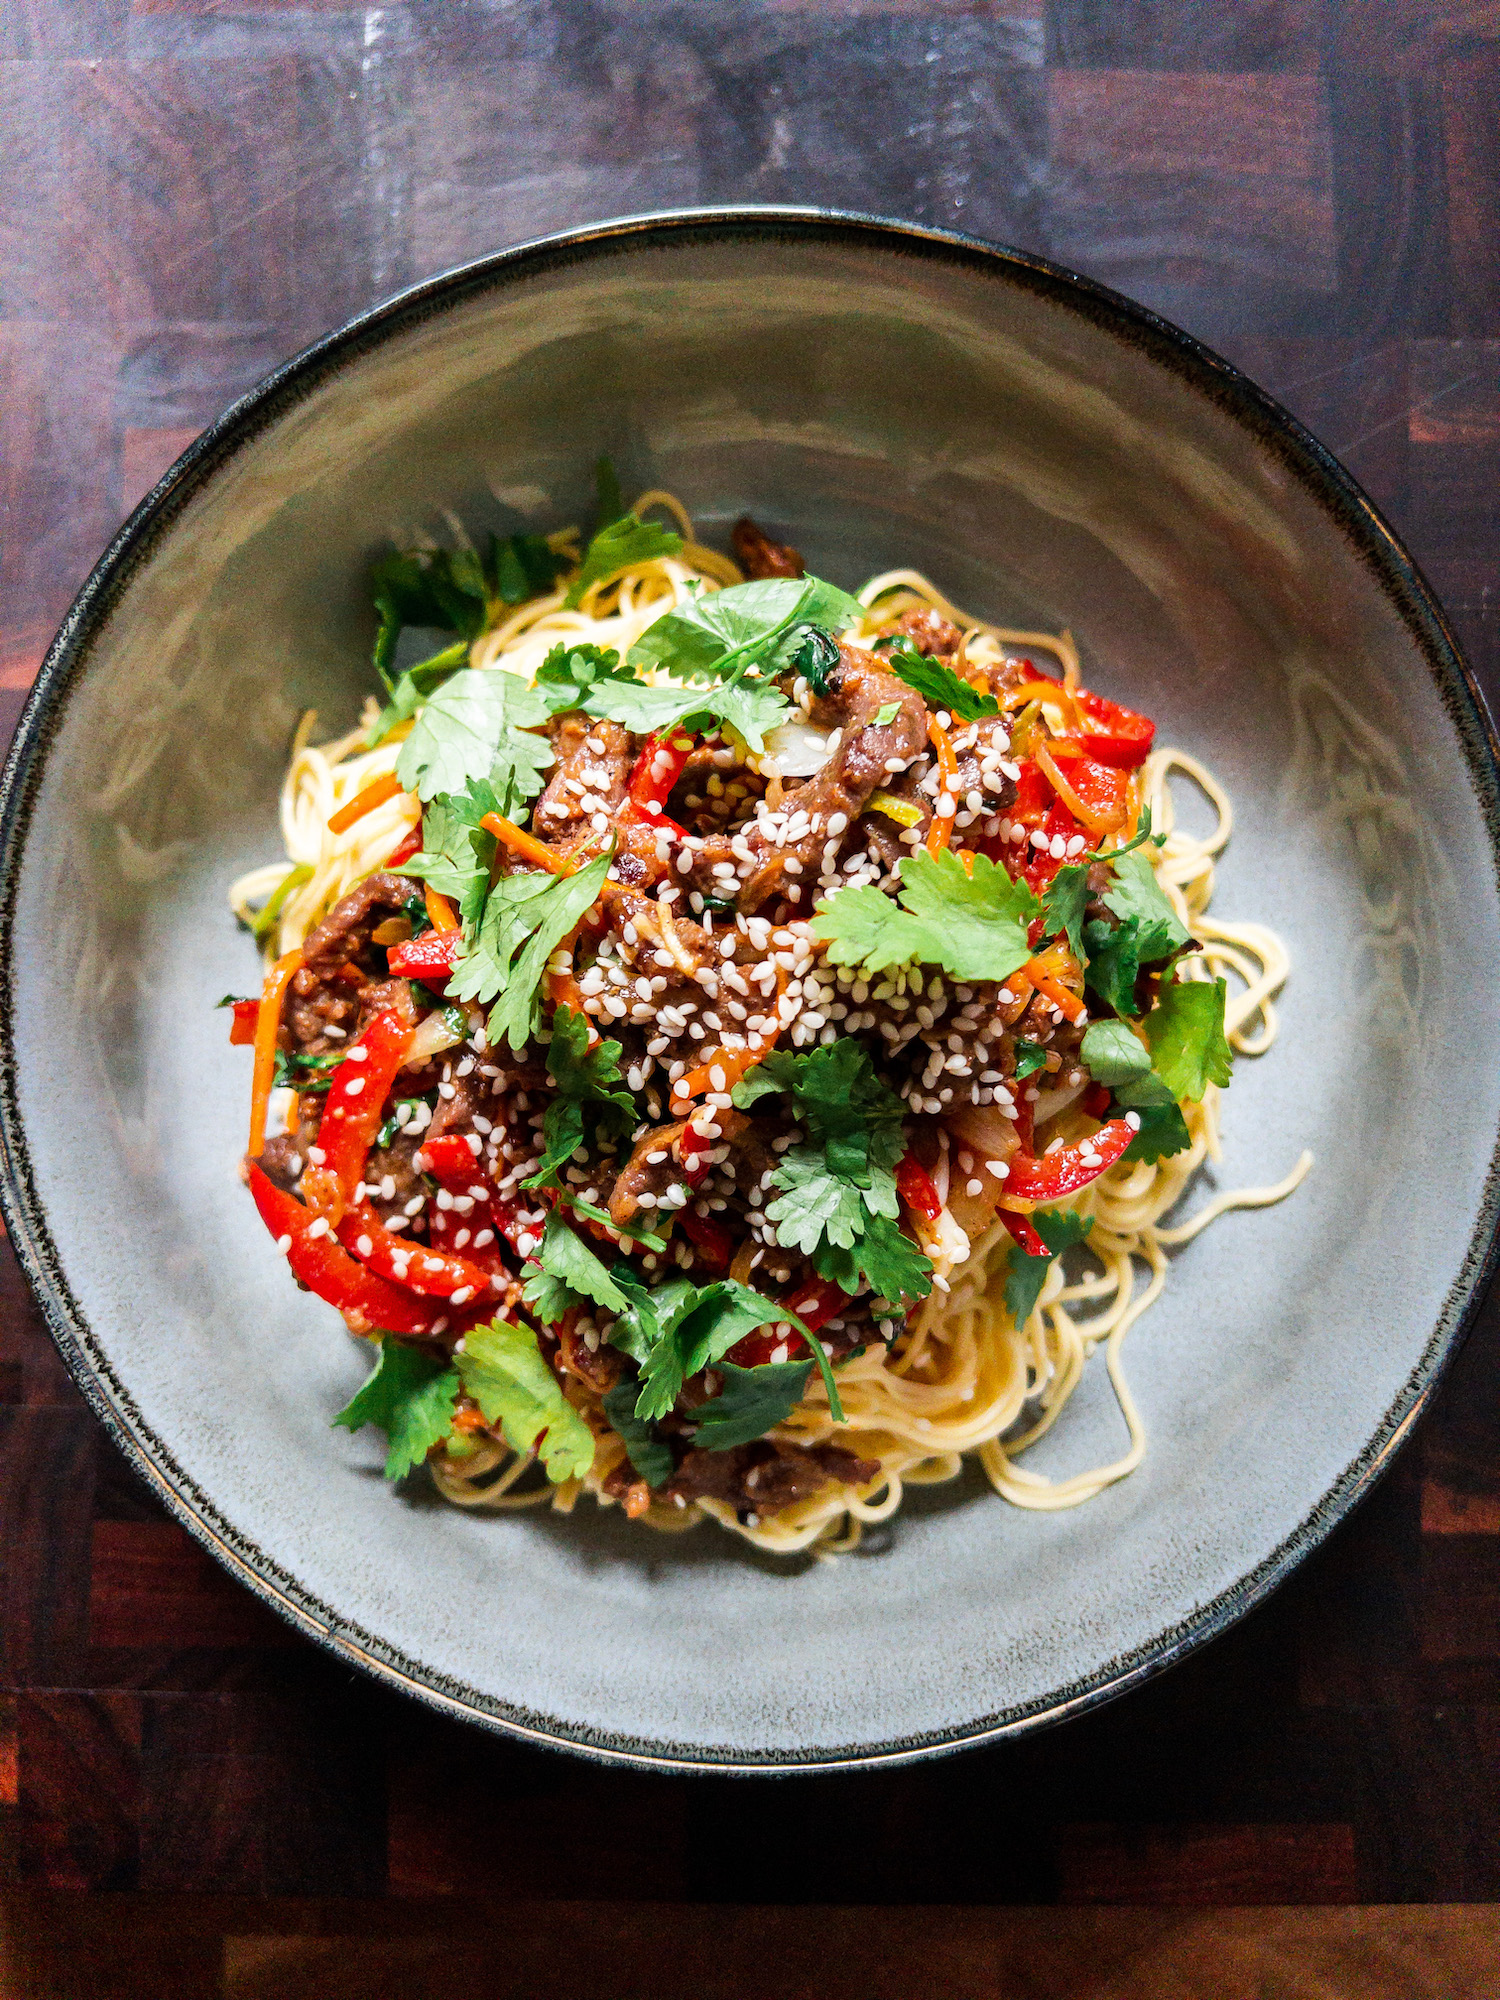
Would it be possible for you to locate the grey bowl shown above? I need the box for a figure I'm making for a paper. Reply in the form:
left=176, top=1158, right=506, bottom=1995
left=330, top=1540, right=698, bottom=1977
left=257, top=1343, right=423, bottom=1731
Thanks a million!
left=3, top=210, right=1498, bottom=1772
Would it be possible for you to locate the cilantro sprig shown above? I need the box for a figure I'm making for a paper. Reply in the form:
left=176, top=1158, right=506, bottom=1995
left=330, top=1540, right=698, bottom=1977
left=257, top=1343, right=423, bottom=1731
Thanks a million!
left=332, top=1323, right=593, bottom=1485
left=451, top=847, right=613, bottom=1054
left=524, top=1007, right=635, bottom=1192
left=811, top=848, right=1042, bottom=984
left=1004, top=1210, right=1094, bottom=1327
left=884, top=641, right=1001, bottom=722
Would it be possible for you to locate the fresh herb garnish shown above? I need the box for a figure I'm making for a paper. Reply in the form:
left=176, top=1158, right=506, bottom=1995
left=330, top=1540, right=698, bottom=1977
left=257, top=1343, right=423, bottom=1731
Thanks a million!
left=785, top=624, right=842, bottom=695
left=332, top=1337, right=461, bottom=1480
left=564, top=512, right=682, bottom=609
left=272, top=1047, right=343, bottom=1093
left=394, top=668, right=554, bottom=808
left=690, top=1358, right=816, bottom=1453
left=522, top=1208, right=630, bottom=1323
left=370, top=548, right=489, bottom=684
left=1039, top=806, right=1167, bottom=963
left=524, top=1006, right=636, bottom=1192
left=810, top=847, right=1042, bottom=983
left=537, top=638, right=794, bottom=754
left=872, top=701, right=901, bottom=726
left=491, top=532, right=569, bottom=607
left=628, top=574, right=863, bottom=684
left=593, top=454, right=627, bottom=530
left=456, top=1317, right=595, bottom=1483
left=1078, top=1018, right=1151, bottom=1086
left=1144, top=972, right=1233, bottom=1102
left=624, top=1279, right=829, bottom=1423
left=1013, top=1039, right=1049, bottom=1080
left=367, top=642, right=468, bottom=748
left=884, top=641, right=1001, bottom=721
left=450, top=847, right=613, bottom=1054
left=395, top=775, right=502, bottom=929
left=1117, top=1074, right=1192, bottom=1162
left=1003, top=1209, right=1094, bottom=1327
left=735, top=1044, right=933, bottom=1308
left=601, top=1380, right=674, bottom=1488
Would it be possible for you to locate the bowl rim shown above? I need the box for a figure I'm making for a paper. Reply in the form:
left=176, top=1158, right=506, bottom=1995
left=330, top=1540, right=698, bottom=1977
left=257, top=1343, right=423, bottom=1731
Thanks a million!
left=3, top=204, right=1498, bottom=1774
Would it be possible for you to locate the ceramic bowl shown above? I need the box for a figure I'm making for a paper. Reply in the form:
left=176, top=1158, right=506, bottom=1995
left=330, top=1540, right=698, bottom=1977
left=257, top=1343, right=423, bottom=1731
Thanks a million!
left=3, top=211, right=1498, bottom=1772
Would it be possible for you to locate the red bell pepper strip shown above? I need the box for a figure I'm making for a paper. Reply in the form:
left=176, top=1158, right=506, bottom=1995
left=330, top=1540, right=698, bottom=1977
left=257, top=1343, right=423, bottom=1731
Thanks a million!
left=247, top=1164, right=455, bottom=1337
left=227, top=999, right=259, bottom=1046
left=679, top=1205, right=733, bottom=1274
left=626, top=729, right=695, bottom=818
left=1003, top=1118, right=1134, bottom=1204
left=314, top=1007, right=413, bottom=1200
left=896, top=1153, right=943, bottom=1222
left=1022, top=800, right=1084, bottom=892
left=725, top=1275, right=849, bottom=1368
left=1073, top=688, right=1155, bottom=768
left=335, top=1196, right=497, bottom=1302
left=421, top=1132, right=530, bottom=1265
left=997, top=1205, right=1047, bottom=1259
left=1046, top=743, right=1132, bottom=829
left=386, top=929, right=462, bottom=985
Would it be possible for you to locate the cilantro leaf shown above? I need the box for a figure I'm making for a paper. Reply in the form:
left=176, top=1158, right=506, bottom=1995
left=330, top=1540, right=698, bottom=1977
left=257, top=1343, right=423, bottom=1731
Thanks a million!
left=1117, top=1073, right=1192, bottom=1162
left=601, top=1379, right=674, bottom=1488
left=1102, top=849, right=1190, bottom=961
left=811, top=1212, right=934, bottom=1307
left=371, top=548, right=488, bottom=683
left=783, top=625, right=842, bottom=695
left=1003, top=1208, right=1093, bottom=1327
left=885, top=642, right=1001, bottom=721
left=1013, top=1039, right=1049, bottom=1080
left=737, top=1043, right=907, bottom=1184
left=395, top=667, right=554, bottom=807
left=368, top=641, right=469, bottom=747
left=1079, top=1018, right=1151, bottom=1087
left=452, top=848, right=612, bottom=1053
left=812, top=848, right=1041, bottom=984
left=604, top=1269, right=694, bottom=1366
left=490, top=531, right=569, bottom=607
left=1144, top=973, right=1233, bottom=1101
left=765, top=1148, right=895, bottom=1256
left=633, top=1280, right=798, bottom=1423
left=397, top=776, right=501, bottom=929
left=690, top=1358, right=815, bottom=1453
left=1039, top=809, right=1169, bottom=964
left=626, top=575, right=863, bottom=682
left=1042, top=861, right=1091, bottom=964
left=456, top=1318, right=594, bottom=1483
left=565, top=513, right=682, bottom=609
left=332, top=1337, right=458, bottom=1480
left=534, top=637, right=793, bottom=753
left=1083, top=917, right=1144, bottom=1017
left=872, top=701, right=901, bottom=726
left=522, top=1209, right=629, bottom=1319
left=524, top=1007, right=636, bottom=1192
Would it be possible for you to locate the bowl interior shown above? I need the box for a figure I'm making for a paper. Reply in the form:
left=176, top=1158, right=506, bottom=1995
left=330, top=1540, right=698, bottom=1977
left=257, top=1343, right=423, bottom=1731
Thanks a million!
left=6, top=219, right=1499, bottom=1766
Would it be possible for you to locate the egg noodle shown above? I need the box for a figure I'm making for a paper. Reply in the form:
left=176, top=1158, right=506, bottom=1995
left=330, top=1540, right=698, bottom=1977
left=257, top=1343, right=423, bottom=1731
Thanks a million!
left=232, top=493, right=1309, bottom=1556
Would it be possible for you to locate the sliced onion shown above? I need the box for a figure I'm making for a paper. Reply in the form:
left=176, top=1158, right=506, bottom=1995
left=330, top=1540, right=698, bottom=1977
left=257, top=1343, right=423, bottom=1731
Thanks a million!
left=1031, top=1080, right=1084, bottom=1128
left=760, top=717, right=836, bottom=777
left=403, top=1008, right=466, bottom=1068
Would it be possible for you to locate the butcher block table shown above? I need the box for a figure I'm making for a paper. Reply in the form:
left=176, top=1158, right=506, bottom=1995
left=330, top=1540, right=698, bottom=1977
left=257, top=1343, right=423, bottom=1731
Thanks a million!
left=2, top=4, right=1498, bottom=1995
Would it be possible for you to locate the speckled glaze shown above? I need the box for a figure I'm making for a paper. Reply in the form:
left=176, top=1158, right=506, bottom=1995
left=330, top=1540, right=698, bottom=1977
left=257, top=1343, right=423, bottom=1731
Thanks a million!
left=3, top=212, right=1498, bottom=1772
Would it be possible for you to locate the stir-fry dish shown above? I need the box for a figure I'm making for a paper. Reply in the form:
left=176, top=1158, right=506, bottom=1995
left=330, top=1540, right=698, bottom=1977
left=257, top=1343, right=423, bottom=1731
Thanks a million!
left=229, top=473, right=1307, bottom=1553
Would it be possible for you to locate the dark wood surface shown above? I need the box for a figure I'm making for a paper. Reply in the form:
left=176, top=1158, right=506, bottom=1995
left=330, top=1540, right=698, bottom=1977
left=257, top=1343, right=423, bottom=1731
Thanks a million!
left=3, top=4, right=1500, bottom=1994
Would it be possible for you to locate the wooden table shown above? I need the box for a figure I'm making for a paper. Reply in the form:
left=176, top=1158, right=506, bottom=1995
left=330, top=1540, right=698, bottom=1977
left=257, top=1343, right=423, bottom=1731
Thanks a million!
left=2, top=5, right=1498, bottom=1995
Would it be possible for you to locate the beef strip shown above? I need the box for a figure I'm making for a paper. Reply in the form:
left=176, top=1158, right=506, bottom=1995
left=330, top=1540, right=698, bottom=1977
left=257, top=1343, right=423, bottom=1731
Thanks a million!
left=893, top=605, right=963, bottom=658
left=731, top=515, right=804, bottom=580
left=606, top=1109, right=749, bottom=1228
left=286, top=873, right=413, bottom=1054
left=664, top=1439, right=880, bottom=1516
left=532, top=714, right=631, bottom=843
left=688, top=644, right=929, bottom=909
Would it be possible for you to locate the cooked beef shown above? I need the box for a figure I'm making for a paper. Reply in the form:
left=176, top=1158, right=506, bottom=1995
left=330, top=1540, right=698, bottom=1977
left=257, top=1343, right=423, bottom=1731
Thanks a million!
left=664, top=1439, right=880, bottom=1516
left=894, top=605, right=963, bottom=658
left=688, top=644, right=929, bottom=909
left=533, top=715, right=631, bottom=843
left=731, top=515, right=804, bottom=580
left=606, top=1109, right=749, bottom=1228
left=286, top=873, right=413, bottom=1054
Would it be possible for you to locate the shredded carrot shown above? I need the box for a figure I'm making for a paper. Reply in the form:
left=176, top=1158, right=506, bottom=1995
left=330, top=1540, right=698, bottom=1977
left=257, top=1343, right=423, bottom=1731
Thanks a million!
left=480, top=811, right=577, bottom=876
left=1023, top=957, right=1086, bottom=1024
left=925, top=715, right=959, bottom=859
left=248, top=948, right=304, bottom=1156
left=327, top=771, right=404, bottom=835
left=424, top=884, right=460, bottom=932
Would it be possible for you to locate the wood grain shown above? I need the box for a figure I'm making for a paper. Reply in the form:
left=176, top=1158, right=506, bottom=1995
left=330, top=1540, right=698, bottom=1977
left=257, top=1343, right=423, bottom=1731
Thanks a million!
left=2, top=1, right=1500, bottom=1987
